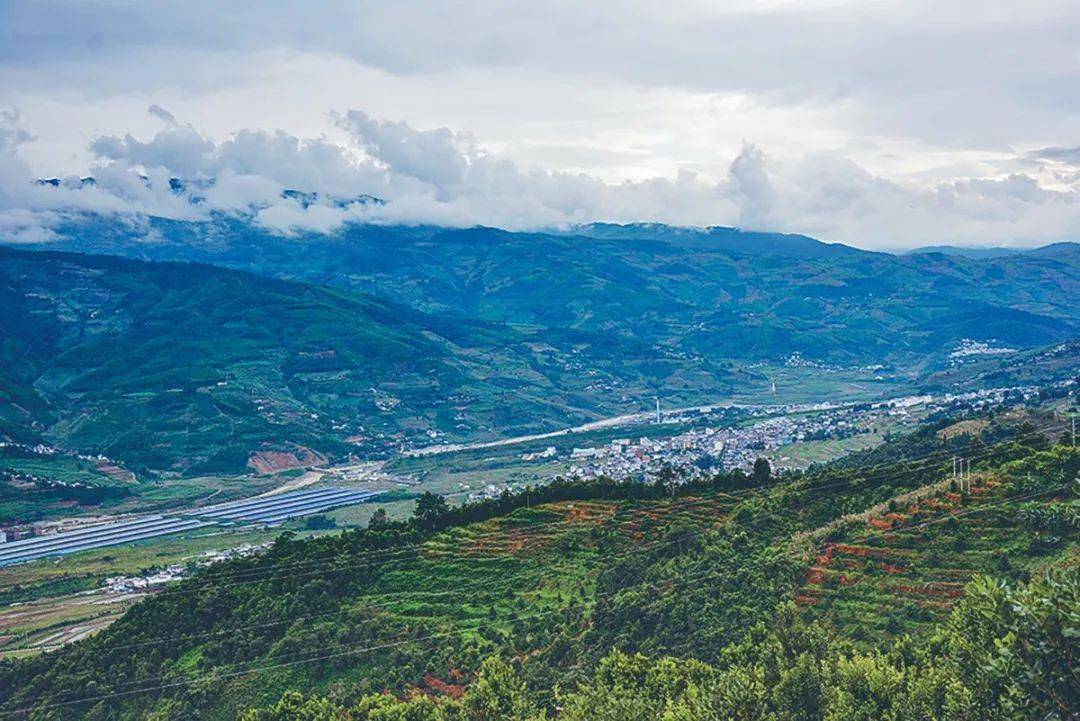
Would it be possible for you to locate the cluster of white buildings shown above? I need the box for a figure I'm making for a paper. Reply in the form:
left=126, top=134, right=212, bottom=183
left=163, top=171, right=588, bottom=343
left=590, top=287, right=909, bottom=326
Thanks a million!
left=104, top=543, right=269, bottom=594
left=557, top=401, right=887, bottom=483
left=464, top=483, right=523, bottom=502
left=551, top=383, right=1057, bottom=484
left=948, top=338, right=1017, bottom=361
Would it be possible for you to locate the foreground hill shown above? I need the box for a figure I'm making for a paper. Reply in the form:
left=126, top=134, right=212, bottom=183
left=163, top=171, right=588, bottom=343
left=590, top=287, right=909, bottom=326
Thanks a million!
left=0, top=411, right=1073, bottom=720
left=26, top=216, right=1080, bottom=367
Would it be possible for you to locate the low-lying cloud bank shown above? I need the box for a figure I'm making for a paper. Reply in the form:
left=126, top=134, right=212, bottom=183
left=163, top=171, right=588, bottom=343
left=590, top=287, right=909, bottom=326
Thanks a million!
left=1, top=107, right=1079, bottom=249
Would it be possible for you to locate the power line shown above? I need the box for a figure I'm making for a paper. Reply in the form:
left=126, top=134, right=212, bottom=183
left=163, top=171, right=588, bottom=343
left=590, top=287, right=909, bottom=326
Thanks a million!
left=2, top=427, right=1066, bottom=660
left=0, top=562, right=738, bottom=715
left=0, top=424, right=1066, bottom=661
left=1, top=481, right=1069, bottom=717
left=6, top=423, right=1062, bottom=627
left=160, top=425, right=1061, bottom=592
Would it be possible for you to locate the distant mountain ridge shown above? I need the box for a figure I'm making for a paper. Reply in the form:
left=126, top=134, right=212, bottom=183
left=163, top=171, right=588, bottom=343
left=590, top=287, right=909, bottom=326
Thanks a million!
left=559, top=223, right=862, bottom=258
left=31, top=174, right=1074, bottom=257
left=19, top=213, right=1078, bottom=361
left=904, top=242, right=1079, bottom=259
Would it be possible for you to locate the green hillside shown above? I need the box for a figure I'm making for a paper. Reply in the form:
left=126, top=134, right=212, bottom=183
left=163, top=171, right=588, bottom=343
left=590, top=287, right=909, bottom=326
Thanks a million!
left=3, top=235, right=1078, bottom=483
left=0, top=247, right=754, bottom=477
left=35, top=218, right=1080, bottom=368
left=0, top=412, right=1073, bottom=720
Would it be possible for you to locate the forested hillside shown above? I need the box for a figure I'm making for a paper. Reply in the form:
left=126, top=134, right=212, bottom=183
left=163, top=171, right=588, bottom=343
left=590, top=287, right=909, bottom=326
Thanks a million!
left=0, top=247, right=749, bottom=474
left=1, top=412, right=1074, bottom=720
left=29, top=217, right=1080, bottom=367
left=3, top=235, right=1079, bottom=478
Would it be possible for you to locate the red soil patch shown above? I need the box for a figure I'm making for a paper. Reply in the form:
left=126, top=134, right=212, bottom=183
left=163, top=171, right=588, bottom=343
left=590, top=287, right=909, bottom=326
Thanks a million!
left=462, top=528, right=556, bottom=556
left=423, top=673, right=466, bottom=699
left=458, top=501, right=619, bottom=556
left=247, top=446, right=328, bottom=474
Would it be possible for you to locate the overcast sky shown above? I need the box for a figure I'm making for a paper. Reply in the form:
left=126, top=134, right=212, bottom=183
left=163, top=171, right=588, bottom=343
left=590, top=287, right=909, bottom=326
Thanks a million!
left=1, top=0, right=1079, bottom=248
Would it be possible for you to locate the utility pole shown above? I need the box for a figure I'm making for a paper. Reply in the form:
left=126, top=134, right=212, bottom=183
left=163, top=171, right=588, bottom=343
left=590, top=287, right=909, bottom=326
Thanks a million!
left=655, top=396, right=661, bottom=425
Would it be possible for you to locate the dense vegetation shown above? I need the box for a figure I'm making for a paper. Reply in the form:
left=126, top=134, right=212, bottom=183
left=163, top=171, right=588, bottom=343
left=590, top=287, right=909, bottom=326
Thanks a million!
left=0, top=247, right=748, bottom=476
left=797, top=443, right=1080, bottom=641
left=242, top=571, right=1078, bottom=721
left=35, top=217, right=1080, bottom=368
left=4, top=225, right=1080, bottom=479
left=0, top=416, right=1073, bottom=720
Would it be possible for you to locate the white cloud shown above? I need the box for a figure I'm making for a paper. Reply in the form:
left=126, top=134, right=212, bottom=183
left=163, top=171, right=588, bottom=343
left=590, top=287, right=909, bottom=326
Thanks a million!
left=728, top=144, right=774, bottom=229
left=0, top=101, right=1078, bottom=248
left=339, top=111, right=469, bottom=190
left=91, top=125, right=216, bottom=179
left=2, top=1, right=1078, bottom=250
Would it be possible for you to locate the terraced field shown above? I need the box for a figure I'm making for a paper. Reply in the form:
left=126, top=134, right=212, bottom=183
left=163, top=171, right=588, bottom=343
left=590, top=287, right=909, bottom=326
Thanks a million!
left=156, top=491, right=739, bottom=704
left=4, top=432, right=1073, bottom=720
left=796, top=469, right=1077, bottom=642
left=357, top=493, right=734, bottom=642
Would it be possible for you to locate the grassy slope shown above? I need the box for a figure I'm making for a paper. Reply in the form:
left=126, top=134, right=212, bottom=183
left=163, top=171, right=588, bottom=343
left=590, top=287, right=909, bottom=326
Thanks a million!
left=0, top=248, right=754, bottom=478
left=1, top=414, right=1073, bottom=721
left=0, top=449, right=136, bottom=520
left=0, top=488, right=738, bottom=719
left=4, top=237, right=1077, bottom=481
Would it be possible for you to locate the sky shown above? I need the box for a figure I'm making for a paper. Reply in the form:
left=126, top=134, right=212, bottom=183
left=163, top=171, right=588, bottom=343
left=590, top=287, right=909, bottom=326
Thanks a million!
left=1, top=0, right=1079, bottom=249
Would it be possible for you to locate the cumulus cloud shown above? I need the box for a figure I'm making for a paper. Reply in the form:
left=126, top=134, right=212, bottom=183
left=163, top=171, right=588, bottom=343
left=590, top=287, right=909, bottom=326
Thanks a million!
left=91, top=124, right=216, bottom=179
left=0, top=106, right=1078, bottom=248
left=340, top=111, right=469, bottom=190
left=0, top=109, right=34, bottom=193
left=728, top=144, right=774, bottom=229
left=2, top=1, right=1078, bottom=249
left=0, top=109, right=56, bottom=242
